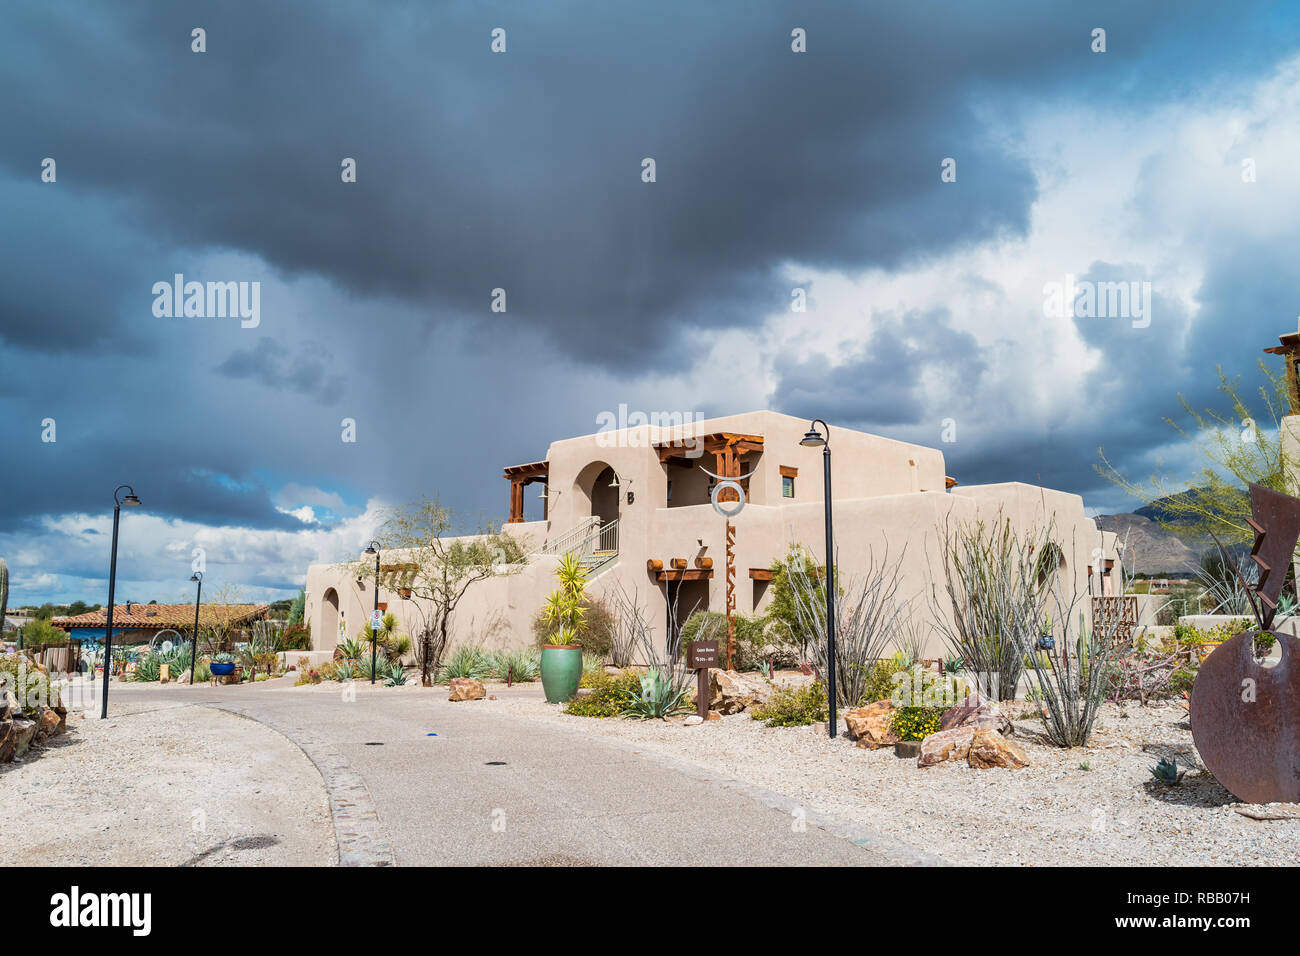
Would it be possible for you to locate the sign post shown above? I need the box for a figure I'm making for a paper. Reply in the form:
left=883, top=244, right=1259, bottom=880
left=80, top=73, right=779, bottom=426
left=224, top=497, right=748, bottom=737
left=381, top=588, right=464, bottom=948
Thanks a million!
left=687, top=640, right=718, bottom=719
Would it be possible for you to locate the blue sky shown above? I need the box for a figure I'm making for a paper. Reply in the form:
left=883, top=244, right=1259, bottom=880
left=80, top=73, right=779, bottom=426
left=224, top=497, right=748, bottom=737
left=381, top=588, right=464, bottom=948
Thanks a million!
left=3, top=1, right=1300, bottom=605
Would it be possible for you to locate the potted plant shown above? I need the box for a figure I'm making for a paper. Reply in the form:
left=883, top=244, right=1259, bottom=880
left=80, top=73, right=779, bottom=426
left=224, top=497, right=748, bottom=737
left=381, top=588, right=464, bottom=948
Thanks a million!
left=889, top=706, right=941, bottom=758
left=539, top=553, right=588, bottom=703
left=210, top=652, right=236, bottom=677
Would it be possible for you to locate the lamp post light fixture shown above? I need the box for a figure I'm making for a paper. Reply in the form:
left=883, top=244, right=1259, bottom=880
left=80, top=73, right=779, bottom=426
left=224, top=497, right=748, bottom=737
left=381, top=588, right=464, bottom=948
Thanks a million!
left=799, top=421, right=837, bottom=738
left=363, top=541, right=381, bottom=684
left=188, top=571, right=203, bottom=685
left=101, top=485, right=141, bottom=719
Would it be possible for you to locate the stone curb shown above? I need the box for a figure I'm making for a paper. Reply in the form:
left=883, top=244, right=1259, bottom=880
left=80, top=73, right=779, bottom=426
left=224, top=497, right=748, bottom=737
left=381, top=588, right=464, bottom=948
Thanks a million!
left=210, top=704, right=395, bottom=867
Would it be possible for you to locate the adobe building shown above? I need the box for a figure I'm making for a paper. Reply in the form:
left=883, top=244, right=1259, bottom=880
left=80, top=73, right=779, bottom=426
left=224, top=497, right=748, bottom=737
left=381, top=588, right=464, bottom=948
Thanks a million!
left=304, top=411, right=1114, bottom=659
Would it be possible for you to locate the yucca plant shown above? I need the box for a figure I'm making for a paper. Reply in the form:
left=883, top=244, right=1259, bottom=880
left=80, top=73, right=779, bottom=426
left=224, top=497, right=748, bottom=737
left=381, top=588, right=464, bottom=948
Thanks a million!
left=541, top=553, right=588, bottom=645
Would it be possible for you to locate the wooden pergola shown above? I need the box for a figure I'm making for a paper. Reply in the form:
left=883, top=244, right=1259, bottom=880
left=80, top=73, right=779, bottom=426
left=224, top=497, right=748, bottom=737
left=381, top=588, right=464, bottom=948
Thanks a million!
left=654, top=432, right=763, bottom=496
left=503, top=460, right=548, bottom=523
left=1264, top=329, right=1300, bottom=413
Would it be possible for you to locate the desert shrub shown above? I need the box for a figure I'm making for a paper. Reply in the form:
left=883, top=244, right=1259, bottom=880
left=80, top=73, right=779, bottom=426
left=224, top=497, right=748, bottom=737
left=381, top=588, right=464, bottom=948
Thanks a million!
left=0, top=653, right=59, bottom=714
left=889, top=706, right=943, bottom=742
left=18, top=619, right=69, bottom=647
left=281, top=624, right=312, bottom=650
left=564, top=669, right=640, bottom=718
left=578, top=651, right=605, bottom=684
left=751, top=682, right=828, bottom=727
left=532, top=593, right=617, bottom=657
left=857, top=659, right=901, bottom=705
left=192, top=659, right=211, bottom=683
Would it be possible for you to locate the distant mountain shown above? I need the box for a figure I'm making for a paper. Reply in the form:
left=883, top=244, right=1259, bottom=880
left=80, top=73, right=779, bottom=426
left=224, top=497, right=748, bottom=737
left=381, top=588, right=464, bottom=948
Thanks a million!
left=1094, top=512, right=1209, bottom=576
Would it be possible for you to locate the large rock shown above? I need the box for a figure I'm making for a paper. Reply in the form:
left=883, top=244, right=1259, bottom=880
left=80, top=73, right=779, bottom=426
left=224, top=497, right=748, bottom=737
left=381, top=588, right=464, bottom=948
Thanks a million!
left=939, top=701, right=1012, bottom=736
left=967, top=729, right=1030, bottom=769
left=0, top=718, right=37, bottom=762
left=917, top=726, right=978, bottom=767
left=844, top=700, right=897, bottom=749
left=0, top=689, right=17, bottom=720
left=447, top=677, right=486, bottom=702
left=37, top=706, right=63, bottom=740
left=708, top=670, right=771, bottom=714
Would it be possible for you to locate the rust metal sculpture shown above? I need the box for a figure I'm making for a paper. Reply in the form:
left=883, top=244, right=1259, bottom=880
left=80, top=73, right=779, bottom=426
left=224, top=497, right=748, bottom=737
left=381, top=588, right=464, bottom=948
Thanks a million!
left=1189, top=483, right=1300, bottom=803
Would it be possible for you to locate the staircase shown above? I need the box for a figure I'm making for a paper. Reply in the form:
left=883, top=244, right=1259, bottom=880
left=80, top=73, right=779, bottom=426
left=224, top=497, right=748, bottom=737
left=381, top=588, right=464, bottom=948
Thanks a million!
left=533, top=516, right=620, bottom=577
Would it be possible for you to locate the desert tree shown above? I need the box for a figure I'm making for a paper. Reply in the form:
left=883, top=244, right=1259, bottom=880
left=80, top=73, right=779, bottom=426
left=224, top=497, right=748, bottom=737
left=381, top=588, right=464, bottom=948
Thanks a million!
left=1097, top=360, right=1293, bottom=547
left=357, top=496, right=525, bottom=686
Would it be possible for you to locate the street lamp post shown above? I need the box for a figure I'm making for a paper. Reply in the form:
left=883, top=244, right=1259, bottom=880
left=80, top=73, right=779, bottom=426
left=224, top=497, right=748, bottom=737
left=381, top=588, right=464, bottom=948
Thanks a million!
left=799, top=421, right=837, bottom=737
left=189, top=571, right=203, bottom=685
left=363, top=541, right=381, bottom=684
left=101, top=485, right=141, bottom=719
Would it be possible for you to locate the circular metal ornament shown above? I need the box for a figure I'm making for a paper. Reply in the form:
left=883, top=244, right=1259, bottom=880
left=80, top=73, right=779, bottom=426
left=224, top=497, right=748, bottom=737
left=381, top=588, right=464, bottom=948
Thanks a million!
left=709, top=480, right=746, bottom=518
left=1189, top=629, right=1300, bottom=804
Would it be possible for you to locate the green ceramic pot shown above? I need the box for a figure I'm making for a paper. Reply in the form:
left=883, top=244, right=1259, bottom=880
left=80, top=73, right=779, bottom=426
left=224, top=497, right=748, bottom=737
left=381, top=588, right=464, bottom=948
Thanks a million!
left=540, top=644, right=583, bottom=703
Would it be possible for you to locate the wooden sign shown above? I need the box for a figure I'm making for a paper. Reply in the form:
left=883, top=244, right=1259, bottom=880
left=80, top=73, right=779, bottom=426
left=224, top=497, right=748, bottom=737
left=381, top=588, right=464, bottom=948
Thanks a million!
left=687, top=640, right=718, bottom=670
left=688, top=640, right=718, bottom=718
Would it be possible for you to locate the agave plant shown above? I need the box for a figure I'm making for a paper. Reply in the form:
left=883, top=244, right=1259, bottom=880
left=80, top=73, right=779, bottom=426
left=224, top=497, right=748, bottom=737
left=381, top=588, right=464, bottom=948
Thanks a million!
left=383, top=665, right=409, bottom=687
left=336, top=636, right=364, bottom=660
left=439, top=644, right=491, bottom=682
left=620, top=668, right=690, bottom=719
left=1151, top=757, right=1186, bottom=784
left=333, top=659, right=358, bottom=682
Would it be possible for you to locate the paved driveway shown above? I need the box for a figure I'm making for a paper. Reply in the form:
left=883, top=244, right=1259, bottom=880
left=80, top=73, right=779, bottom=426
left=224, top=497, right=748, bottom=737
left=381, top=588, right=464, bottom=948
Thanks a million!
left=100, top=679, right=894, bottom=866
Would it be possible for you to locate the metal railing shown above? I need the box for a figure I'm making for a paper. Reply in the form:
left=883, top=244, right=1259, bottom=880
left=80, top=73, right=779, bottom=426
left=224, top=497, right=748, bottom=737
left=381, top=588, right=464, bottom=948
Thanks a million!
left=593, top=518, right=619, bottom=555
left=533, top=516, right=601, bottom=556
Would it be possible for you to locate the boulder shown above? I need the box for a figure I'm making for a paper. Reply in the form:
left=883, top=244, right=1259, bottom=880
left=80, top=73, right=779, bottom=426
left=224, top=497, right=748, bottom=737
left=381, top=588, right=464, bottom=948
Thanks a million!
left=844, top=700, right=898, bottom=749
left=447, top=677, right=486, bottom=702
left=708, top=670, right=771, bottom=714
left=0, top=718, right=37, bottom=762
left=939, top=701, right=1012, bottom=736
left=917, top=726, right=978, bottom=767
left=0, top=689, right=17, bottom=720
left=37, top=706, right=63, bottom=739
left=706, top=710, right=722, bottom=721
left=967, top=729, right=1030, bottom=769
left=684, top=714, right=704, bottom=726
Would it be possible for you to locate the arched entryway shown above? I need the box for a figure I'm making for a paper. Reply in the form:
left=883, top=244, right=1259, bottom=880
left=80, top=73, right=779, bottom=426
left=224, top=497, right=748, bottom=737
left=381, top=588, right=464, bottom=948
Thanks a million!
left=322, top=588, right=339, bottom=646
left=573, top=460, right=620, bottom=527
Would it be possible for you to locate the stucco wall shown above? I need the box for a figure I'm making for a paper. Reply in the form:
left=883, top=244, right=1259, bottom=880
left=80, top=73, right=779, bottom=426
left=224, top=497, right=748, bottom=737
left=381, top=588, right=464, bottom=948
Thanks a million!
left=304, top=411, right=1104, bottom=663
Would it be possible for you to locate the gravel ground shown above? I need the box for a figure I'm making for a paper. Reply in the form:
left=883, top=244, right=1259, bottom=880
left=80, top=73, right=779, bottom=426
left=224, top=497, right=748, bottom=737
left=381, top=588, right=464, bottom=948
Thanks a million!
left=495, top=692, right=1300, bottom=866
left=0, top=703, right=334, bottom=866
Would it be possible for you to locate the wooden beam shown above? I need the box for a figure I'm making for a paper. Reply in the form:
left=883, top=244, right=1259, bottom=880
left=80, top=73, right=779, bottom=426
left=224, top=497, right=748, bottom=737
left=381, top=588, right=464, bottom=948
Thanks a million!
left=655, top=569, right=713, bottom=581
left=748, top=568, right=773, bottom=581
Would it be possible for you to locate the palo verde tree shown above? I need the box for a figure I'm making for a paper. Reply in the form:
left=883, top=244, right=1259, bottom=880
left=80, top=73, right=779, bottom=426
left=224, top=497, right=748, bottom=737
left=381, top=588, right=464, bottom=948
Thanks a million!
left=1097, top=360, right=1293, bottom=547
left=357, top=496, right=526, bottom=686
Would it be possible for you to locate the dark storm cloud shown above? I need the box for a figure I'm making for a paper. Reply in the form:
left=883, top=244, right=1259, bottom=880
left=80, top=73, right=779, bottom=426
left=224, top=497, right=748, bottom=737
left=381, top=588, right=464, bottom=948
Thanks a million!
left=771, top=308, right=986, bottom=426
left=2, top=0, right=1298, bottom=599
left=3, top=0, right=1237, bottom=366
left=217, top=337, right=345, bottom=404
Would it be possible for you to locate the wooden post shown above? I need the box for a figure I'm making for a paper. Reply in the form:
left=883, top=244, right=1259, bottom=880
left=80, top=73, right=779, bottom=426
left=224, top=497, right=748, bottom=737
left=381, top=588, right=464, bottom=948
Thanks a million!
left=725, top=520, right=737, bottom=670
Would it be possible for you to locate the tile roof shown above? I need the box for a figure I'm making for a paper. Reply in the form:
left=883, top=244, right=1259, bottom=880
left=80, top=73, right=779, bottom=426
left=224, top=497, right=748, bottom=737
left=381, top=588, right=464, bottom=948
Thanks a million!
left=51, top=603, right=270, bottom=631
